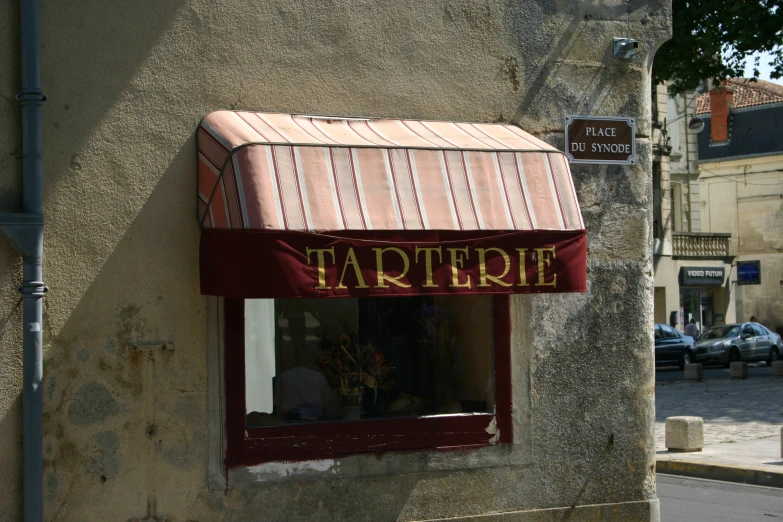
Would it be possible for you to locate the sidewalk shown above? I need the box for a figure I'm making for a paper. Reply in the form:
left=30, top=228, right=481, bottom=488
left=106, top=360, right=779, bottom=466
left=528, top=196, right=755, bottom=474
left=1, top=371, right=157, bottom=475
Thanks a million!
left=654, top=375, right=783, bottom=487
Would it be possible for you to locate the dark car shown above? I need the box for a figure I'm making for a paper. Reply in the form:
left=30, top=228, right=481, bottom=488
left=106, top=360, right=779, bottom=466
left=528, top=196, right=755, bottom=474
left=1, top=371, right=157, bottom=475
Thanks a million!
left=694, top=322, right=782, bottom=367
left=655, top=324, right=696, bottom=369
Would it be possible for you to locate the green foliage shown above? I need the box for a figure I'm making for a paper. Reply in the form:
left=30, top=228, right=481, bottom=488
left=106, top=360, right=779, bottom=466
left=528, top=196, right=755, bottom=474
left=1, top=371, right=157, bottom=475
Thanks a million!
left=654, top=0, right=783, bottom=94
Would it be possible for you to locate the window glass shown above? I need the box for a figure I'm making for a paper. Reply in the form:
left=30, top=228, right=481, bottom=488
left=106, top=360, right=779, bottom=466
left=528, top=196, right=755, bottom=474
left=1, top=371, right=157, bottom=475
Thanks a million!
left=742, top=325, right=754, bottom=336
left=751, top=324, right=766, bottom=337
left=702, top=325, right=740, bottom=339
left=654, top=325, right=662, bottom=340
left=662, top=325, right=679, bottom=339
left=244, top=295, right=494, bottom=427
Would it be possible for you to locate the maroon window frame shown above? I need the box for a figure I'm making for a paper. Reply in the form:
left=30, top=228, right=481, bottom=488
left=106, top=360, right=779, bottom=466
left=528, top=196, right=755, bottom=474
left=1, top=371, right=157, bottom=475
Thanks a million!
left=223, top=295, right=512, bottom=466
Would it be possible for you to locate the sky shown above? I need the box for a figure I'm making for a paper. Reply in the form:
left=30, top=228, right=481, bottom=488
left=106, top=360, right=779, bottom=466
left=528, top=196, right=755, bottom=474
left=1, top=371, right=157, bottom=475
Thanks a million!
left=743, top=51, right=782, bottom=85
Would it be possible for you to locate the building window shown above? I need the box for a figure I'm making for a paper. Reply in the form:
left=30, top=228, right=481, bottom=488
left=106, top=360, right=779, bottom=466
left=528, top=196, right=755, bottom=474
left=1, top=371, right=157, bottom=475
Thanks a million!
left=225, top=295, right=512, bottom=464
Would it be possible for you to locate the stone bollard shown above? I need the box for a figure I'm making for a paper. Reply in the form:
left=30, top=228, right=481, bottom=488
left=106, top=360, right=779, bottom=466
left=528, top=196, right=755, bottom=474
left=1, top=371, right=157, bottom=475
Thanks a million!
left=684, top=363, right=703, bottom=381
left=665, top=416, right=704, bottom=452
left=730, top=361, right=748, bottom=379
left=772, top=360, right=783, bottom=377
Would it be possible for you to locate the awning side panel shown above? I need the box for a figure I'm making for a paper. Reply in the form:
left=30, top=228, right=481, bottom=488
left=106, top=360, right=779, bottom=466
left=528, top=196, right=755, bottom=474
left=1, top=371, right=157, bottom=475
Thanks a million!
left=549, top=154, right=584, bottom=230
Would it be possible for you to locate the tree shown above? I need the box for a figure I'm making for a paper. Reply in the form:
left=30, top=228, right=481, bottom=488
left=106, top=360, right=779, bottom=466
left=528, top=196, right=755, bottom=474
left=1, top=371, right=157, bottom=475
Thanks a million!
left=653, top=0, right=783, bottom=94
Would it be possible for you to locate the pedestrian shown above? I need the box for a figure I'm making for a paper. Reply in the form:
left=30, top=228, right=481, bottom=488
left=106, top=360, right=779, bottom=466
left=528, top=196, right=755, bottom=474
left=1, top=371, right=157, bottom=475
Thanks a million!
left=684, top=317, right=699, bottom=338
left=749, top=315, right=757, bottom=323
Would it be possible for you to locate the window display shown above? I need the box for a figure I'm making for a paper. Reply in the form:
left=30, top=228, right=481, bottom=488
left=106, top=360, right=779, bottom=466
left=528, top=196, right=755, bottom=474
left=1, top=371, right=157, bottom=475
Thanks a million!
left=245, top=295, right=494, bottom=427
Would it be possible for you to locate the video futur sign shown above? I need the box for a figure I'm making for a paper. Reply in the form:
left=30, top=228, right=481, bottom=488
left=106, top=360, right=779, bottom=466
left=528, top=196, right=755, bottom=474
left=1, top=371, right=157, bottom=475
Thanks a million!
left=679, top=267, right=725, bottom=286
left=564, top=116, right=636, bottom=165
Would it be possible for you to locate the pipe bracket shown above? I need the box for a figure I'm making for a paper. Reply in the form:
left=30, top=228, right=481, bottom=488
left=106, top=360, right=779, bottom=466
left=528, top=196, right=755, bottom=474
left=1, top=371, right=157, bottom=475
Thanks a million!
left=18, top=281, right=47, bottom=297
left=15, top=88, right=47, bottom=106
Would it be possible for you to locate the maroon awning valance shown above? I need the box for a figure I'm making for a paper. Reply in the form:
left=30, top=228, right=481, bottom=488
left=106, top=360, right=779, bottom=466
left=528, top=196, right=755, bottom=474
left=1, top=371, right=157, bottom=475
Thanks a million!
left=197, top=112, right=586, bottom=298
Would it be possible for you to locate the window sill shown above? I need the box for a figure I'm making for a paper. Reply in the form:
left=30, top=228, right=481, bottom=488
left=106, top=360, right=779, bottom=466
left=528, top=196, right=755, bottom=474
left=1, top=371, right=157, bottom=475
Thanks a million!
left=227, top=438, right=525, bottom=486
left=233, top=413, right=498, bottom=466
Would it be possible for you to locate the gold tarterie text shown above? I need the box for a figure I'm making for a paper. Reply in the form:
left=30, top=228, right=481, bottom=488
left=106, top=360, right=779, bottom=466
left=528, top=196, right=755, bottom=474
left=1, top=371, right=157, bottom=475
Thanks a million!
left=305, top=245, right=557, bottom=290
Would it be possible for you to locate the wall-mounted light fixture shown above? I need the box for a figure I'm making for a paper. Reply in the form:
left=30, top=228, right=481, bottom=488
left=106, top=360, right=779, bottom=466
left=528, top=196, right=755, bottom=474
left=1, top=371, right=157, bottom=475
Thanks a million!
left=613, top=37, right=638, bottom=59
left=663, top=113, right=705, bottom=134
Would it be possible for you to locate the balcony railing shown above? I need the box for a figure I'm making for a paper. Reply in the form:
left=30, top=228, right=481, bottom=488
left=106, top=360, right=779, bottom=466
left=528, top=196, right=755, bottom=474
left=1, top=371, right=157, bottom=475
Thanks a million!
left=672, top=232, right=732, bottom=258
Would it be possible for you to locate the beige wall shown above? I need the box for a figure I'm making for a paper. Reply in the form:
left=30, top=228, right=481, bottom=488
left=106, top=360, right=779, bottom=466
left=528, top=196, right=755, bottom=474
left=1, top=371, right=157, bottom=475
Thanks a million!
left=1, top=1, right=671, bottom=520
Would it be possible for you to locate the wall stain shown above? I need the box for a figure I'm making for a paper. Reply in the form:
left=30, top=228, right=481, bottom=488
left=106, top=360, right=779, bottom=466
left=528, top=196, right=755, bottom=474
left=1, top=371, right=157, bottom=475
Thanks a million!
left=46, top=472, right=59, bottom=501
left=47, top=375, right=57, bottom=401
left=501, top=57, right=521, bottom=92
left=67, top=381, right=123, bottom=427
left=105, top=338, right=118, bottom=355
left=83, top=430, right=120, bottom=477
left=443, top=1, right=495, bottom=31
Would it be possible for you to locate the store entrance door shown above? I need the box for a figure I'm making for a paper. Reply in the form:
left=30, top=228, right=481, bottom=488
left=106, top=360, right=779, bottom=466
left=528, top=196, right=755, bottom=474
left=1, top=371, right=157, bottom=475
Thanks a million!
left=701, top=293, right=714, bottom=329
left=680, top=288, right=716, bottom=335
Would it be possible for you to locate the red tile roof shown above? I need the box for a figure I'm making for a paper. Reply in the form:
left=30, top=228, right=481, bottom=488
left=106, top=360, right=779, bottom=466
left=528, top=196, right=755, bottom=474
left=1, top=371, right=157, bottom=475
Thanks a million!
left=695, top=78, right=783, bottom=114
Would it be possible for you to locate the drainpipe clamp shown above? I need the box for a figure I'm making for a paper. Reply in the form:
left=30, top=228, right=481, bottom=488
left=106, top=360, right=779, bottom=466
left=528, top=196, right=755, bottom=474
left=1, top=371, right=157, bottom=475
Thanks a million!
left=15, top=88, right=46, bottom=106
left=18, top=281, right=48, bottom=297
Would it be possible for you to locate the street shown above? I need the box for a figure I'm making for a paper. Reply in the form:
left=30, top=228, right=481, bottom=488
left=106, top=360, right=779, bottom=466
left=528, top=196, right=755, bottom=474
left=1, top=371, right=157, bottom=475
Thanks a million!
left=654, top=365, right=782, bottom=447
left=658, top=474, right=783, bottom=521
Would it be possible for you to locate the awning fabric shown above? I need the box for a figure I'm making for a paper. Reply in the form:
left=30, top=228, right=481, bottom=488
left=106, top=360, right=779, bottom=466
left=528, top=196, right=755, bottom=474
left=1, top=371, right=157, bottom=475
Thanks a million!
left=198, top=111, right=586, bottom=298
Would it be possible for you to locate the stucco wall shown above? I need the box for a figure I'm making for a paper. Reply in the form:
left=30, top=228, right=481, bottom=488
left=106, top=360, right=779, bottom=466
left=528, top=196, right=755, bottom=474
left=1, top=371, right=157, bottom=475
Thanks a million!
left=0, top=1, right=671, bottom=520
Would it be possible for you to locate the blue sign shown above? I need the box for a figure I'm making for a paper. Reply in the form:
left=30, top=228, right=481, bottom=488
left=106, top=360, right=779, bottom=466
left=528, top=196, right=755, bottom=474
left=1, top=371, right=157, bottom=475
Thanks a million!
left=737, top=261, right=761, bottom=285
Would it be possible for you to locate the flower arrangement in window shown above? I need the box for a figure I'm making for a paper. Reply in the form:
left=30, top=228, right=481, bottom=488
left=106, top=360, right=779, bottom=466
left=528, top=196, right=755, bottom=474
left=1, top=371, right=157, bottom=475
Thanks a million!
left=318, top=329, right=393, bottom=404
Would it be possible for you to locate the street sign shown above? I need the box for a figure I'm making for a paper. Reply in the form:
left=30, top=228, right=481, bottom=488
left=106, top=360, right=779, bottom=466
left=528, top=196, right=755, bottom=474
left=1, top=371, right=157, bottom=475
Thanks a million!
left=564, top=116, right=636, bottom=165
left=737, top=260, right=761, bottom=285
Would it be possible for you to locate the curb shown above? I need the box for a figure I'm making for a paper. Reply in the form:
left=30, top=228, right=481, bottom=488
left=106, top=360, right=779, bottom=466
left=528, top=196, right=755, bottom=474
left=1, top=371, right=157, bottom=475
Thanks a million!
left=656, top=459, right=783, bottom=489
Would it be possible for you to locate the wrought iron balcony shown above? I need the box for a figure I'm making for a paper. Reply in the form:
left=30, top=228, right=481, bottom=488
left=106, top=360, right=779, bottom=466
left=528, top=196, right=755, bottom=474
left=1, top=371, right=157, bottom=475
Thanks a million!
left=672, top=232, right=733, bottom=258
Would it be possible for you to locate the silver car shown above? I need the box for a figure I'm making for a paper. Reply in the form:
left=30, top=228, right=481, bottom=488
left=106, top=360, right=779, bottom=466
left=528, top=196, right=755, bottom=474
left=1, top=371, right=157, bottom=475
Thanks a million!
left=694, top=322, right=782, bottom=367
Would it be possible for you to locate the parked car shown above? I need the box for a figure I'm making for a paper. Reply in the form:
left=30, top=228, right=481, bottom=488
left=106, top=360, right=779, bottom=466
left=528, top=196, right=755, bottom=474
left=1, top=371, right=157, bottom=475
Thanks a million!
left=654, top=324, right=696, bottom=369
left=694, top=322, right=782, bottom=367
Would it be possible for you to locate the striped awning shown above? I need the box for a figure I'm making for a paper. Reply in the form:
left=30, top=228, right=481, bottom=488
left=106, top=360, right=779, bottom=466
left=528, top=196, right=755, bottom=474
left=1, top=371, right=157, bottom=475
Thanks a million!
left=197, top=112, right=586, bottom=299
left=197, top=112, right=583, bottom=232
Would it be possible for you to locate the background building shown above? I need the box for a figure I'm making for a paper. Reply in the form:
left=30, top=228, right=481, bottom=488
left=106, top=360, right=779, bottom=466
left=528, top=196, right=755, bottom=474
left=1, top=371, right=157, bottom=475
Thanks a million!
left=652, top=84, right=735, bottom=333
left=652, top=77, right=783, bottom=338
left=696, top=79, right=783, bottom=333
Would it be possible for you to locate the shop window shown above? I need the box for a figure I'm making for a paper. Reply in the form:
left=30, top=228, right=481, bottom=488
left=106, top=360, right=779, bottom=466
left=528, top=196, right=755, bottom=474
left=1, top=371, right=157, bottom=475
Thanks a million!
left=224, top=296, right=512, bottom=464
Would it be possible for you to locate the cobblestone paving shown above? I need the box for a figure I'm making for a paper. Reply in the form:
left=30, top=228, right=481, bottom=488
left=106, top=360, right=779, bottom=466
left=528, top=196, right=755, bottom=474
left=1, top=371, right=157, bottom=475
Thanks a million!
left=655, top=377, right=783, bottom=449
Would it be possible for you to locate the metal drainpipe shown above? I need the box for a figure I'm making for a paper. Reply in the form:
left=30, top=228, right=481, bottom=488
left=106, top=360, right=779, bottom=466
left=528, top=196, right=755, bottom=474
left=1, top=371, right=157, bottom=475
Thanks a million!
left=14, top=0, right=47, bottom=520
